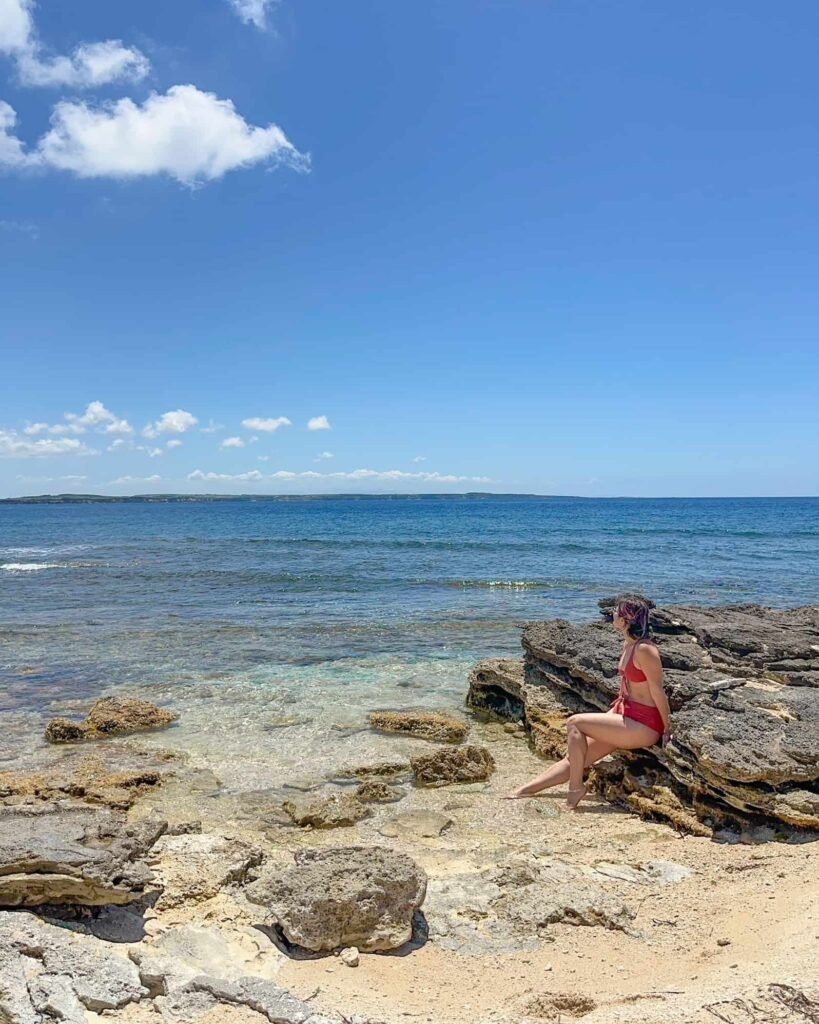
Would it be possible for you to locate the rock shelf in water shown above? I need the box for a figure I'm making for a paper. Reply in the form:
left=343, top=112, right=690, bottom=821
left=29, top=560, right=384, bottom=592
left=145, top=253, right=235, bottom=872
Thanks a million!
left=467, top=601, right=819, bottom=833
left=45, top=696, right=178, bottom=744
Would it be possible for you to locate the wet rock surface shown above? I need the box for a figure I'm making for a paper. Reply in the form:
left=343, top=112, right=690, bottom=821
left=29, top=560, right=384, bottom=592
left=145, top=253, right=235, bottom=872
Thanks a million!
left=245, top=846, right=427, bottom=952
left=468, top=602, right=819, bottom=832
left=0, top=804, right=166, bottom=907
left=45, top=696, right=178, bottom=744
left=410, top=745, right=496, bottom=787
left=283, top=792, right=370, bottom=829
left=368, top=709, right=469, bottom=743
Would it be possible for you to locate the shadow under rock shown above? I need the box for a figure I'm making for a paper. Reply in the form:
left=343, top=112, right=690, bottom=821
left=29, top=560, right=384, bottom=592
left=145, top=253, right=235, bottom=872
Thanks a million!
left=252, top=910, right=429, bottom=961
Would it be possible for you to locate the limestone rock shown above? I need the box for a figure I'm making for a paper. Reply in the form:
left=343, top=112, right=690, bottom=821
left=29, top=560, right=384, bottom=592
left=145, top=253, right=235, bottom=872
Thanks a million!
left=45, top=695, right=178, bottom=743
left=410, top=745, right=495, bottom=787
left=368, top=709, right=468, bottom=743
left=468, top=602, right=819, bottom=832
left=334, top=761, right=411, bottom=782
left=283, top=792, right=369, bottom=829
left=0, top=804, right=166, bottom=907
left=466, top=659, right=525, bottom=721
left=355, top=780, right=403, bottom=803
left=149, top=832, right=263, bottom=910
left=245, top=846, right=427, bottom=952
left=0, top=746, right=169, bottom=810
left=339, top=946, right=360, bottom=967
left=0, top=911, right=147, bottom=1021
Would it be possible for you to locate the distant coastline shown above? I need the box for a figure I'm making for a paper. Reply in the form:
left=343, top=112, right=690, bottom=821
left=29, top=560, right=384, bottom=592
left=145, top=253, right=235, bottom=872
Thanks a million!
left=0, top=491, right=563, bottom=505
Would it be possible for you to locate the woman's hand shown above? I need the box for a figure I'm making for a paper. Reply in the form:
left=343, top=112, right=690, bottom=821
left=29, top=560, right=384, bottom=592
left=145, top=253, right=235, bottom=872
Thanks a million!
left=662, top=730, right=673, bottom=748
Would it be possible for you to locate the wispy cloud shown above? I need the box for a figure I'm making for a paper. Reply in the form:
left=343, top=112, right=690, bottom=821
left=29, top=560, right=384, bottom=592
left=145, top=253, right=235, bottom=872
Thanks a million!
left=185, top=467, right=491, bottom=485
left=241, top=416, right=291, bottom=432
left=200, top=419, right=224, bottom=434
left=143, top=409, right=198, bottom=439
left=413, top=455, right=427, bottom=463
left=227, top=0, right=278, bottom=30
left=0, top=218, right=38, bottom=239
left=0, top=0, right=150, bottom=88
left=220, top=436, right=245, bottom=449
left=166, top=439, right=183, bottom=449
left=0, top=430, right=95, bottom=458
left=307, top=415, right=331, bottom=431
left=189, top=469, right=264, bottom=482
left=315, top=451, right=334, bottom=461
left=111, top=474, right=162, bottom=485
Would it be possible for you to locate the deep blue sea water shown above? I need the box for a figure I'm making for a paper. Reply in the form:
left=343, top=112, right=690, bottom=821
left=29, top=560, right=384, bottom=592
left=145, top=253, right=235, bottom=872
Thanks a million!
left=1, top=497, right=817, bottom=781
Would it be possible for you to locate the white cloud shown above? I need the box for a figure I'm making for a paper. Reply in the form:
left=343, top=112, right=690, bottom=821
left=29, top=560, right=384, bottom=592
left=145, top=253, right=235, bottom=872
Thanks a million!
left=166, top=439, right=182, bottom=449
left=307, top=415, right=331, bottom=431
left=143, top=409, right=198, bottom=438
left=185, top=466, right=492, bottom=486
left=241, top=416, right=291, bottom=432
left=0, top=0, right=149, bottom=88
left=112, top=474, right=162, bottom=485
left=413, top=455, right=427, bottom=463
left=228, top=0, right=278, bottom=30
left=257, top=455, right=270, bottom=462
left=107, top=438, right=127, bottom=451
left=188, top=469, right=264, bottom=482
left=0, top=100, right=27, bottom=167
left=138, top=446, right=164, bottom=458
left=0, top=429, right=95, bottom=458
left=220, top=436, right=245, bottom=449
left=24, top=401, right=132, bottom=438
left=315, top=451, right=334, bottom=461
left=0, top=87, right=309, bottom=186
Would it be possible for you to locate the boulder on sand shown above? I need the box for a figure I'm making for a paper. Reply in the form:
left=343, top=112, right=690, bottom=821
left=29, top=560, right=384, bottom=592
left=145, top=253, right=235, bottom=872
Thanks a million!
left=45, top=695, right=178, bottom=744
left=410, top=745, right=496, bottom=787
left=467, top=601, right=819, bottom=833
left=245, top=846, right=427, bottom=952
left=368, top=710, right=468, bottom=743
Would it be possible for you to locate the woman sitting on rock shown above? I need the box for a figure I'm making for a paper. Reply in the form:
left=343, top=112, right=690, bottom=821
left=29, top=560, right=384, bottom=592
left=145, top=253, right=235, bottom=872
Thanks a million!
left=505, top=594, right=672, bottom=810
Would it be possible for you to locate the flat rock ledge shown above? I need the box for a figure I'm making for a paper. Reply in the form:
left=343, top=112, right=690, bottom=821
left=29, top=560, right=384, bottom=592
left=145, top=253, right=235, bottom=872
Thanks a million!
left=245, top=845, right=427, bottom=952
left=45, top=695, right=178, bottom=744
left=0, top=804, right=167, bottom=908
left=467, top=602, right=819, bottom=833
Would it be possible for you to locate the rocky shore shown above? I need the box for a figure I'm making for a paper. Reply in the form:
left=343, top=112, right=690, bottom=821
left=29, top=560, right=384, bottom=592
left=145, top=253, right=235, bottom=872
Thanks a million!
left=1, top=606, right=818, bottom=1024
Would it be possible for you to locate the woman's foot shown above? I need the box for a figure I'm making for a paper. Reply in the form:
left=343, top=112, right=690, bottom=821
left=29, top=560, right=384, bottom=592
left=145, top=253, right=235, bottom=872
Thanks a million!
left=565, top=785, right=587, bottom=811
left=503, top=787, right=534, bottom=800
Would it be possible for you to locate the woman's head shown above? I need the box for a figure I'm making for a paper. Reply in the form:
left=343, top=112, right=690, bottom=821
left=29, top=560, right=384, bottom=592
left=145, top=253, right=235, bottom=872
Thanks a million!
left=612, top=593, right=652, bottom=639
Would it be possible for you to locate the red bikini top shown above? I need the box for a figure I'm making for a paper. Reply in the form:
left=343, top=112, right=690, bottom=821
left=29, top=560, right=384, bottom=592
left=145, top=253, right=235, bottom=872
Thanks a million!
left=619, top=642, right=648, bottom=684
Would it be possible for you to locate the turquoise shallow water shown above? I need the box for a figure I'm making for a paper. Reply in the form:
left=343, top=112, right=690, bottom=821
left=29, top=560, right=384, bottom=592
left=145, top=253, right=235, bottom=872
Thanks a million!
left=1, top=496, right=817, bottom=778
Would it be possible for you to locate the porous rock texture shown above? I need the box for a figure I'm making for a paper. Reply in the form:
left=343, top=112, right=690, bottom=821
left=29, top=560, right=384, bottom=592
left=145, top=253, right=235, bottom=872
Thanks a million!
left=410, top=745, right=496, bottom=787
left=45, top=695, right=178, bottom=744
left=245, top=845, right=427, bottom=952
left=467, top=602, right=819, bottom=833
left=0, top=804, right=166, bottom=907
left=367, top=709, right=469, bottom=743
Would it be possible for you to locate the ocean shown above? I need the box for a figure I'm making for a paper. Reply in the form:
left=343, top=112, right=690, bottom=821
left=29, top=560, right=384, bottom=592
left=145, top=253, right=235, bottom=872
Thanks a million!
left=2, top=496, right=817, bottom=786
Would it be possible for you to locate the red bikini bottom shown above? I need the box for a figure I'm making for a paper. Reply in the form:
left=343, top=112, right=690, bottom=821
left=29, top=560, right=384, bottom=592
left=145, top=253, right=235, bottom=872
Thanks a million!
left=611, top=696, right=664, bottom=737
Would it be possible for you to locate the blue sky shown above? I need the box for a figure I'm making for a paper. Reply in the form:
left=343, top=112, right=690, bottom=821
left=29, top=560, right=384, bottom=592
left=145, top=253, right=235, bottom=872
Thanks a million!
left=1, top=0, right=817, bottom=498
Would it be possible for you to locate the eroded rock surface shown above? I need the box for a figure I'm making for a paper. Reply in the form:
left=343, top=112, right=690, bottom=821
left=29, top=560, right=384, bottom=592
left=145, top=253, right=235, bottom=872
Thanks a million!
left=467, top=602, right=819, bottom=832
left=0, top=804, right=166, bottom=907
left=283, top=792, right=369, bottom=829
left=245, top=846, right=427, bottom=952
left=45, top=696, right=178, bottom=744
left=148, top=832, right=263, bottom=910
left=368, top=709, right=469, bottom=743
left=410, top=745, right=496, bottom=787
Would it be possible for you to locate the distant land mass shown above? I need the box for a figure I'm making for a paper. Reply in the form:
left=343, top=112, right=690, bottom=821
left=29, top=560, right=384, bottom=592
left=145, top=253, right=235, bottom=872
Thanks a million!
left=0, top=492, right=566, bottom=504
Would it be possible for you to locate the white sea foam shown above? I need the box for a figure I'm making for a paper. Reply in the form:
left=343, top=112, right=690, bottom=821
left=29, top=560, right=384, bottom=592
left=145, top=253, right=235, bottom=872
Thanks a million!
left=1, top=562, right=69, bottom=572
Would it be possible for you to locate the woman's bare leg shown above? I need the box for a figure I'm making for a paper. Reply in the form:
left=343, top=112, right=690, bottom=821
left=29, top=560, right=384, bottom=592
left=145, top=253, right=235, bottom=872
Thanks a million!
left=564, top=712, right=659, bottom=811
left=504, top=738, right=615, bottom=799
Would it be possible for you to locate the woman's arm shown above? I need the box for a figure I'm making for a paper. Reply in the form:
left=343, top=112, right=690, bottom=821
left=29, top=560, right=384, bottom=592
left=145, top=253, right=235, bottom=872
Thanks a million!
left=636, top=643, right=673, bottom=742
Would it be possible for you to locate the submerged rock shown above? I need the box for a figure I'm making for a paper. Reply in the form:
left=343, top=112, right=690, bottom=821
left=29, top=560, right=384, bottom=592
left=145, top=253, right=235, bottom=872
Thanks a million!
left=467, top=601, right=819, bottom=832
left=283, top=792, right=369, bottom=828
left=368, top=709, right=469, bottom=743
left=379, top=811, right=452, bottom=839
left=45, top=695, right=178, bottom=744
left=245, top=846, right=427, bottom=952
left=355, top=780, right=403, bottom=803
left=0, top=804, right=166, bottom=907
left=410, top=745, right=496, bottom=787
